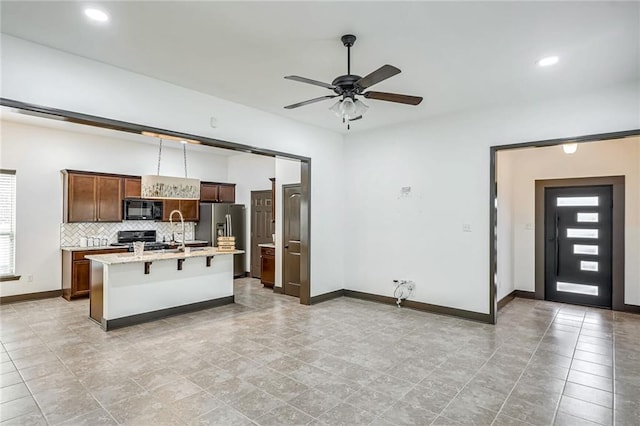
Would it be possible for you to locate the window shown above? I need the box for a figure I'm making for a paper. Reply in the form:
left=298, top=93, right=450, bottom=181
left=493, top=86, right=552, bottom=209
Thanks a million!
left=0, top=170, right=16, bottom=277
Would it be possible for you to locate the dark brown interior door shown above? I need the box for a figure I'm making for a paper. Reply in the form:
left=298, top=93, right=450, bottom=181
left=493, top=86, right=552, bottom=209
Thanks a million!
left=250, top=190, right=274, bottom=278
left=283, top=184, right=301, bottom=298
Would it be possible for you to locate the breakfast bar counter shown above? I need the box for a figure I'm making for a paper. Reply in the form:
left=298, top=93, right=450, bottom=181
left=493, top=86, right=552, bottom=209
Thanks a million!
left=86, top=247, right=244, bottom=330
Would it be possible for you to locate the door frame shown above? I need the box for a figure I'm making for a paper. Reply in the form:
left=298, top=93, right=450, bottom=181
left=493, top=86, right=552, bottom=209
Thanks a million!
left=490, top=129, right=640, bottom=324
left=1, top=97, right=312, bottom=305
left=535, top=177, right=624, bottom=310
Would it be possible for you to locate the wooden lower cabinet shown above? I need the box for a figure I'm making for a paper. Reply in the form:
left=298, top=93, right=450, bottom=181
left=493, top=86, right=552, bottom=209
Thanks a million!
left=62, top=248, right=127, bottom=300
left=260, top=246, right=275, bottom=288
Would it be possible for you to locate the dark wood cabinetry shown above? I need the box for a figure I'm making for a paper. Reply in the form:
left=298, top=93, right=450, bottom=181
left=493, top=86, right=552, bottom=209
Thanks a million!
left=124, top=177, right=141, bottom=198
left=62, top=248, right=127, bottom=300
left=96, top=176, right=123, bottom=221
left=260, top=246, right=275, bottom=288
left=200, top=182, right=236, bottom=203
left=63, top=171, right=236, bottom=223
left=63, top=171, right=123, bottom=222
left=162, top=199, right=199, bottom=222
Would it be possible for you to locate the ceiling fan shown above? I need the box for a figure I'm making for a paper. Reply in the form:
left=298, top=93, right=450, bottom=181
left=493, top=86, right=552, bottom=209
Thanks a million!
left=284, top=34, right=423, bottom=129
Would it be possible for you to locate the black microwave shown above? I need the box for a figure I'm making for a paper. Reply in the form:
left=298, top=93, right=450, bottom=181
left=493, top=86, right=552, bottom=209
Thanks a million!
left=123, top=199, right=163, bottom=220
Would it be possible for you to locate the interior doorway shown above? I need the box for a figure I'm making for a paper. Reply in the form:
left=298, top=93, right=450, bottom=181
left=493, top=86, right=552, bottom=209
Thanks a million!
left=250, top=190, right=273, bottom=278
left=543, top=184, right=613, bottom=308
left=282, top=184, right=301, bottom=298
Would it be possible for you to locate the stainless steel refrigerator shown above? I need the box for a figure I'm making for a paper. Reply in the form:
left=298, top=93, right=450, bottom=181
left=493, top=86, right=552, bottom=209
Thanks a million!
left=195, top=203, right=245, bottom=278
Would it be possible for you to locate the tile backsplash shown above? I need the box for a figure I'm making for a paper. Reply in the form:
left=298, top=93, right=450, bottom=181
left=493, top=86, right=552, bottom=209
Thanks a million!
left=60, top=221, right=195, bottom=247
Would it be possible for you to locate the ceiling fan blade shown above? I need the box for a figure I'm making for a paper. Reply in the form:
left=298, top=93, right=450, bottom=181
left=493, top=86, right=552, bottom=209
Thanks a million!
left=284, top=75, right=336, bottom=90
left=363, top=91, right=423, bottom=105
left=349, top=115, right=363, bottom=122
left=284, top=95, right=338, bottom=109
left=355, top=65, right=401, bottom=90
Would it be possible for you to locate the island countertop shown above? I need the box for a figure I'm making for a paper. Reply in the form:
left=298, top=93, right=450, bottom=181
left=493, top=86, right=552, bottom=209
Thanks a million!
left=86, top=247, right=244, bottom=265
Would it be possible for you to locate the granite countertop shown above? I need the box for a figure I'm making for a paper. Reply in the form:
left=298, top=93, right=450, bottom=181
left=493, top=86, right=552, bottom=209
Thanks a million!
left=86, top=247, right=245, bottom=265
left=60, top=245, right=126, bottom=252
left=61, top=240, right=210, bottom=252
left=258, top=243, right=276, bottom=248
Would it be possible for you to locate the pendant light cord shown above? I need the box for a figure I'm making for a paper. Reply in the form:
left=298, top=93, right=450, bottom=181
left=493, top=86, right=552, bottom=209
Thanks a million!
left=183, top=144, right=188, bottom=178
left=157, top=138, right=163, bottom=175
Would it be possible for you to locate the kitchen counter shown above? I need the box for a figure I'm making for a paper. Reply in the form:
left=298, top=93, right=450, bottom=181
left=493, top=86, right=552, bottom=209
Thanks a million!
left=86, top=247, right=242, bottom=331
left=61, top=245, right=121, bottom=252
left=258, top=243, right=276, bottom=248
left=61, top=240, right=210, bottom=252
left=85, top=247, right=243, bottom=265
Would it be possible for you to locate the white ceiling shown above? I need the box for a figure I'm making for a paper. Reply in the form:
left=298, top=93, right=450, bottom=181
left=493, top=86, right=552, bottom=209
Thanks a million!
left=1, top=1, right=638, bottom=133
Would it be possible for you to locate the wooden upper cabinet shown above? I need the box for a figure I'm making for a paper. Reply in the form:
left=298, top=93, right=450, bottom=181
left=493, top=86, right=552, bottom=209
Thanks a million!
left=200, top=182, right=235, bottom=203
left=162, top=199, right=199, bottom=222
left=162, top=199, right=180, bottom=221
left=96, top=176, right=122, bottom=221
left=200, top=183, right=219, bottom=202
left=180, top=200, right=199, bottom=221
left=64, top=171, right=123, bottom=223
left=124, top=178, right=141, bottom=198
left=67, top=174, right=97, bottom=222
left=218, top=184, right=236, bottom=203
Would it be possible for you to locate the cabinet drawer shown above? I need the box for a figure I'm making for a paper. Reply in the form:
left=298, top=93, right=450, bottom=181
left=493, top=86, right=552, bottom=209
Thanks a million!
left=261, top=247, right=275, bottom=257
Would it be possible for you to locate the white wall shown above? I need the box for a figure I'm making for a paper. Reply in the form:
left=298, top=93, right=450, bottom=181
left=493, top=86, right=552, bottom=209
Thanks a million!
left=0, top=119, right=229, bottom=297
left=497, top=137, right=640, bottom=305
left=274, top=158, right=302, bottom=290
left=1, top=35, right=346, bottom=298
left=226, top=154, right=275, bottom=272
left=344, top=83, right=639, bottom=315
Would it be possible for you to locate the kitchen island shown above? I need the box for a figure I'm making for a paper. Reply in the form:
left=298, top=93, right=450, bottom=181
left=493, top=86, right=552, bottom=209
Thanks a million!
left=85, top=247, right=243, bottom=330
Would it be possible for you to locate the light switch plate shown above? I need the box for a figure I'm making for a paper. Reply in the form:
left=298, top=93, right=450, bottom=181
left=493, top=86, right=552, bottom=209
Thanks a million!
left=462, top=224, right=472, bottom=232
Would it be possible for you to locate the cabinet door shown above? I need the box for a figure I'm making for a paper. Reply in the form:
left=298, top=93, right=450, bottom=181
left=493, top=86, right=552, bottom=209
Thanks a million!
left=218, top=184, right=236, bottom=203
left=97, top=176, right=123, bottom=222
left=260, top=248, right=275, bottom=287
left=200, top=184, right=219, bottom=202
left=124, top=178, right=141, bottom=198
left=162, top=199, right=181, bottom=221
left=68, top=174, right=97, bottom=222
left=180, top=200, right=199, bottom=221
left=72, top=260, right=91, bottom=295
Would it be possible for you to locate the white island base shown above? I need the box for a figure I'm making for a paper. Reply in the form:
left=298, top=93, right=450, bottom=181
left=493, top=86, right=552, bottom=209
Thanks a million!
left=86, top=248, right=242, bottom=330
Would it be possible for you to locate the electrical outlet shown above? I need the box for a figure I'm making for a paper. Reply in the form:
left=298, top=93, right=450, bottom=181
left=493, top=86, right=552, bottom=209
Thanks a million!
left=407, top=282, right=415, bottom=291
left=27, top=274, right=33, bottom=282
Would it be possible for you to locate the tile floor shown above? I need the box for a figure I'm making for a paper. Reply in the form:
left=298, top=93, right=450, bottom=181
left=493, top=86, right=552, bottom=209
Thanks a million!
left=1, top=278, right=639, bottom=425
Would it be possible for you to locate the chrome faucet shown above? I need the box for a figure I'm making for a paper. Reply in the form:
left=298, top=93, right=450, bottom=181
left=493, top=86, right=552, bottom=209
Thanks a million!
left=169, top=209, right=185, bottom=251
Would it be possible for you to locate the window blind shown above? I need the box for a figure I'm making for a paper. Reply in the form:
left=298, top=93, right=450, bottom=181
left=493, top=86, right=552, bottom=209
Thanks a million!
left=0, top=170, right=16, bottom=276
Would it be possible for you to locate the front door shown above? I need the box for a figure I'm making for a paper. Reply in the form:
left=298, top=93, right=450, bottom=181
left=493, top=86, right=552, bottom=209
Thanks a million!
left=544, top=185, right=613, bottom=308
left=283, top=184, right=301, bottom=298
left=250, top=190, right=273, bottom=278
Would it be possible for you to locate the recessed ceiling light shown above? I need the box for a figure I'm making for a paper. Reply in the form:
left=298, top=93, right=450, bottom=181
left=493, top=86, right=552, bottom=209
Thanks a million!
left=84, top=8, right=109, bottom=22
left=537, top=56, right=559, bottom=67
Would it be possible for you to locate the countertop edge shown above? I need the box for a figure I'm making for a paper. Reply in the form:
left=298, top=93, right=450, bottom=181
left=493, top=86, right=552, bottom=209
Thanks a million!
left=86, top=249, right=244, bottom=265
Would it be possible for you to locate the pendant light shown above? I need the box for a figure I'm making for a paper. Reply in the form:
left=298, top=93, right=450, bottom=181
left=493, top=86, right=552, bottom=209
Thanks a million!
left=141, top=137, right=200, bottom=200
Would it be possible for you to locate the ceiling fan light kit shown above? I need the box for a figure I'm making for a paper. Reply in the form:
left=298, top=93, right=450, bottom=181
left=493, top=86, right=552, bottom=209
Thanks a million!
left=284, top=34, right=423, bottom=129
